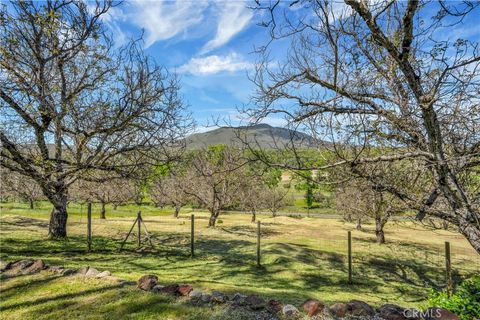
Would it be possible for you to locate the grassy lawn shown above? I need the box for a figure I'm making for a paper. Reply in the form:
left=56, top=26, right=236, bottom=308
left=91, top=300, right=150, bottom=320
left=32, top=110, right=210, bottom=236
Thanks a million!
left=1, top=202, right=478, bottom=319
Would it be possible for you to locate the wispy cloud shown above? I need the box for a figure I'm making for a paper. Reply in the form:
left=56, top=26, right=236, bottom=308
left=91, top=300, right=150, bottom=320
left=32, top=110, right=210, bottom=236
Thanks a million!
left=104, top=1, right=252, bottom=50
left=178, top=53, right=252, bottom=75
left=107, top=1, right=209, bottom=48
left=201, top=2, right=253, bottom=54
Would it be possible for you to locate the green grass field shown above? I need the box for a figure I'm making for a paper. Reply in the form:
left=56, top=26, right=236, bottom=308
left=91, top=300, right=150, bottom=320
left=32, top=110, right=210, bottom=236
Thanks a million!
left=1, top=202, right=478, bottom=319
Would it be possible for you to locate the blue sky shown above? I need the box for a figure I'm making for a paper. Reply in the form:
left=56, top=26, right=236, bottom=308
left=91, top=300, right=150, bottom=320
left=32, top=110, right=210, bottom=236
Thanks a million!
left=100, top=1, right=480, bottom=132
left=100, top=1, right=268, bottom=132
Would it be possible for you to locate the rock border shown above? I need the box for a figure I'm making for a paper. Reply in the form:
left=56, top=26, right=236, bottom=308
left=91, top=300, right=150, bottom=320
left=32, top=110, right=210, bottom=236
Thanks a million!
left=0, top=259, right=460, bottom=320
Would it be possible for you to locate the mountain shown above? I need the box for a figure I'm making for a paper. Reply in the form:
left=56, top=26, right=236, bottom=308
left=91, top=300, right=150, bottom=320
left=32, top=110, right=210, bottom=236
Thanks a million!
left=186, top=124, right=316, bottom=149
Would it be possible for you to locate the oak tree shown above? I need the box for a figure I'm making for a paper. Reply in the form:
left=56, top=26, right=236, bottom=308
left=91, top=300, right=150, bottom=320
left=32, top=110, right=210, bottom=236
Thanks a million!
left=249, top=0, right=480, bottom=252
left=0, top=1, right=189, bottom=237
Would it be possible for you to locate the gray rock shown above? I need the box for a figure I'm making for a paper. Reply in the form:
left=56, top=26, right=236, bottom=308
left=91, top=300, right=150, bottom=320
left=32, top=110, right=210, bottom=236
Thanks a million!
left=77, top=266, right=89, bottom=275
left=137, top=274, right=158, bottom=291
left=211, top=291, right=227, bottom=304
left=152, top=285, right=165, bottom=293
left=267, top=300, right=283, bottom=314
left=330, top=302, right=347, bottom=318
left=189, top=289, right=203, bottom=299
left=96, top=271, right=111, bottom=278
left=347, top=300, right=375, bottom=317
left=85, top=267, right=100, bottom=277
left=377, top=304, right=410, bottom=320
left=282, top=304, right=299, bottom=318
left=10, top=259, right=34, bottom=271
left=200, top=293, right=212, bottom=303
left=1, top=259, right=38, bottom=277
left=62, top=269, right=76, bottom=276
left=231, top=293, right=247, bottom=306
left=23, top=259, right=45, bottom=274
left=47, top=266, right=65, bottom=274
left=245, top=294, right=266, bottom=310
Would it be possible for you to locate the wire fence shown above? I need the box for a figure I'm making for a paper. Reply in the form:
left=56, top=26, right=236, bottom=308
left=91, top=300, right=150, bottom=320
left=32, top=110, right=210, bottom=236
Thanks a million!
left=77, top=207, right=480, bottom=291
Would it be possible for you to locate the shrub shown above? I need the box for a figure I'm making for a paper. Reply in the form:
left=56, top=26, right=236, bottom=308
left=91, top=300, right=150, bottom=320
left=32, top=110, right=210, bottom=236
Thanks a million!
left=427, top=275, right=480, bottom=320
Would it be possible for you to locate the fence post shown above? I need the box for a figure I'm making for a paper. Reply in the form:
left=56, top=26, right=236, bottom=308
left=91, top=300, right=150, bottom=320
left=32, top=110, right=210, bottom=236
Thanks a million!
left=191, top=214, right=195, bottom=257
left=348, top=231, right=352, bottom=284
left=445, top=241, right=452, bottom=294
left=257, top=221, right=261, bottom=267
left=87, top=202, right=92, bottom=251
left=137, top=211, right=142, bottom=249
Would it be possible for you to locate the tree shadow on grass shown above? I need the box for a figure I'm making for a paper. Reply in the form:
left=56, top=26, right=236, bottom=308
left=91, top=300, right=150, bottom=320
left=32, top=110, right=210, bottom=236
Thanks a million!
left=0, top=274, right=61, bottom=299
left=266, top=242, right=345, bottom=269
left=0, top=216, right=49, bottom=229
left=354, top=255, right=452, bottom=295
left=0, top=283, right=124, bottom=311
left=220, top=225, right=281, bottom=238
left=2, top=219, right=472, bottom=307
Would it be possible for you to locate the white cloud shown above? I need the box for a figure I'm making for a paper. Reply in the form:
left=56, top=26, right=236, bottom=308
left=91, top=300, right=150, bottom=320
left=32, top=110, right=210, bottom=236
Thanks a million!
left=112, top=1, right=209, bottom=48
left=200, top=2, right=253, bottom=54
left=178, top=53, right=252, bottom=75
left=100, top=1, right=252, bottom=50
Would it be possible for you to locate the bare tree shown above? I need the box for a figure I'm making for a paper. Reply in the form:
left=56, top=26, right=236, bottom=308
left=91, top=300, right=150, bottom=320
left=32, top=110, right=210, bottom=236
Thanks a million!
left=70, top=178, right=136, bottom=219
left=0, top=168, right=43, bottom=209
left=183, top=146, right=246, bottom=227
left=0, top=1, right=190, bottom=238
left=265, top=185, right=293, bottom=217
left=248, top=1, right=480, bottom=253
left=151, top=173, right=190, bottom=218
left=336, top=175, right=404, bottom=243
left=238, top=175, right=267, bottom=223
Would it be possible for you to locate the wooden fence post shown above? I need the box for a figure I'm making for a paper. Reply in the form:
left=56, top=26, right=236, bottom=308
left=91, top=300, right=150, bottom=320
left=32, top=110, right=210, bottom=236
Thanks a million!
left=348, top=231, right=352, bottom=284
left=445, top=241, right=452, bottom=294
left=137, top=211, right=142, bottom=249
left=257, top=221, right=261, bottom=267
left=87, top=202, right=92, bottom=251
left=191, top=214, right=195, bottom=257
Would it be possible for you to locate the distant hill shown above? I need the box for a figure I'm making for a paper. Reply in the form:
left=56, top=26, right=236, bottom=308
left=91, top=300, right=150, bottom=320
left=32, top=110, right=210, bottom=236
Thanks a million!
left=186, top=124, right=316, bottom=149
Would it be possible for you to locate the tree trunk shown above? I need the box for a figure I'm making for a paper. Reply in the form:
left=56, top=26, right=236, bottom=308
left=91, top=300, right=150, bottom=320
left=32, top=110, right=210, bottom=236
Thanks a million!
left=356, top=219, right=362, bottom=230
left=174, top=204, right=181, bottom=218
left=208, top=211, right=219, bottom=227
left=251, top=210, right=256, bottom=223
left=100, top=202, right=106, bottom=219
left=442, top=220, right=449, bottom=230
left=458, top=217, right=480, bottom=254
left=48, top=197, right=68, bottom=238
left=375, top=217, right=385, bottom=244
left=29, top=198, right=34, bottom=209
left=113, top=204, right=118, bottom=210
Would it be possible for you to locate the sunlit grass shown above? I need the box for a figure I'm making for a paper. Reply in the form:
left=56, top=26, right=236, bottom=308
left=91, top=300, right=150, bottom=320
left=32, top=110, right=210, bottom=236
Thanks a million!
left=1, top=202, right=478, bottom=319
